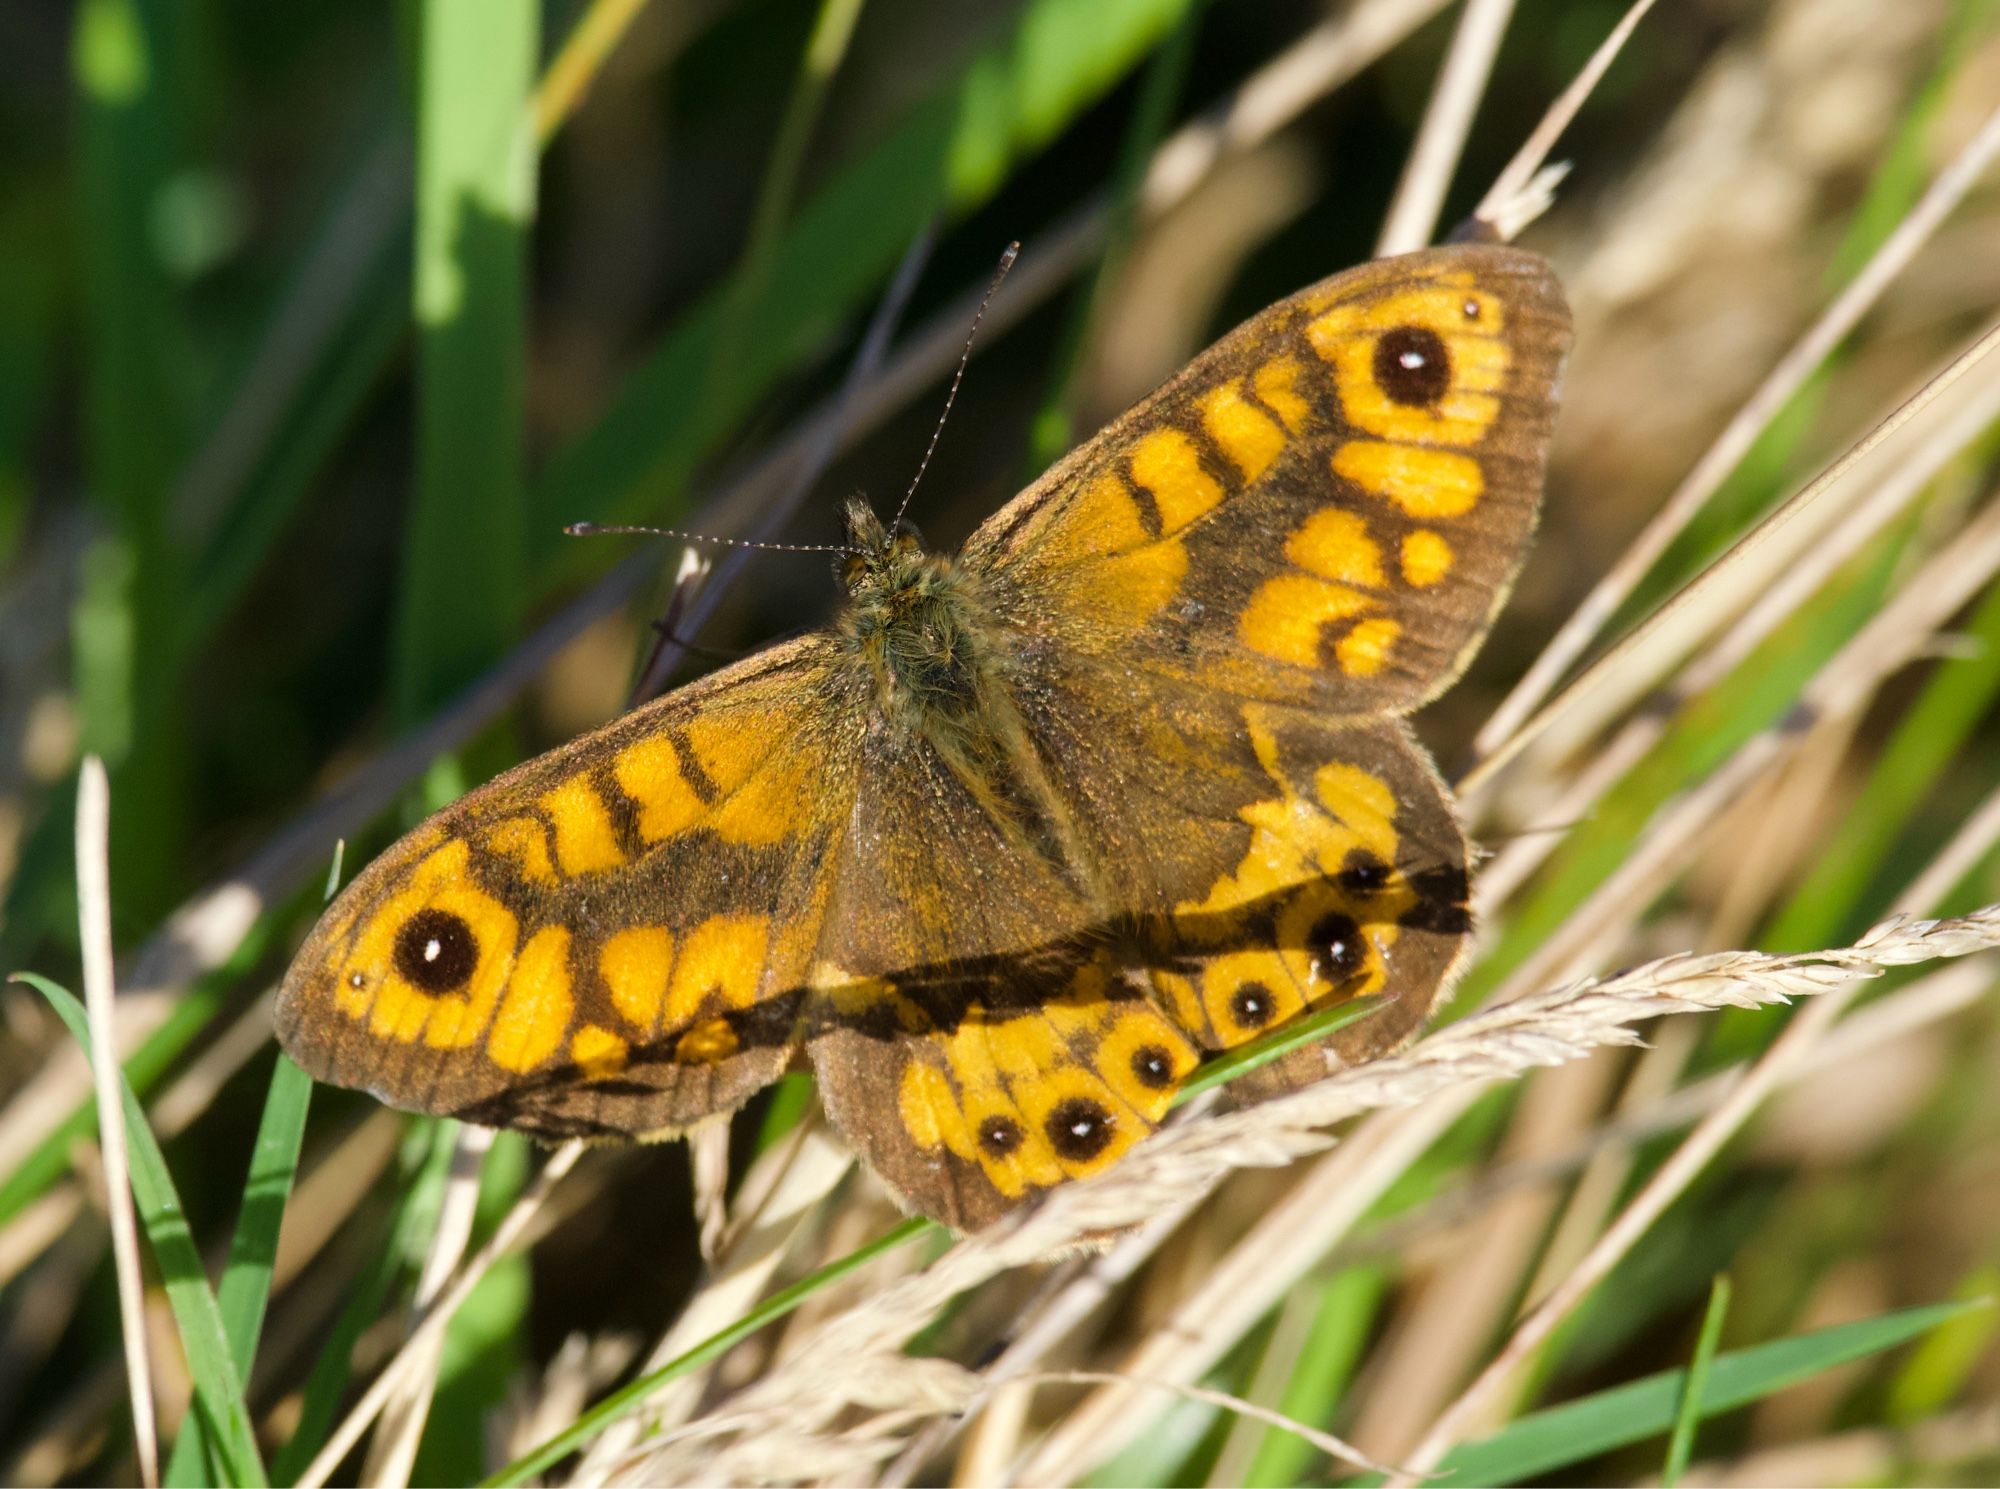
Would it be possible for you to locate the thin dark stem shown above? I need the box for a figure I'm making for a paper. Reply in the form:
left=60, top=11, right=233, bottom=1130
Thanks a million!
left=624, top=219, right=941, bottom=705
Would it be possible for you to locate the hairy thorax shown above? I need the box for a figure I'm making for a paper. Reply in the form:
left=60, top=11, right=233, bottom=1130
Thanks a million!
left=835, top=498, right=1007, bottom=739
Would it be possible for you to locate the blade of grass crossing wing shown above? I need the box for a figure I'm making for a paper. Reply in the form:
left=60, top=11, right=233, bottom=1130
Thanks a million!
left=14, top=973, right=266, bottom=1487
left=1176, top=997, right=1387, bottom=1101
left=1661, top=1273, right=1731, bottom=1486
left=163, top=1055, right=313, bottom=1487
left=488, top=995, right=1392, bottom=1488
left=1405, top=1299, right=1990, bottom=1488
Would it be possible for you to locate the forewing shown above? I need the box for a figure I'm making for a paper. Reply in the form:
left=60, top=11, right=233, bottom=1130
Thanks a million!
left=962, top=244, right=1570, bottom=715
left=275, top=636, right=859, bottom=1138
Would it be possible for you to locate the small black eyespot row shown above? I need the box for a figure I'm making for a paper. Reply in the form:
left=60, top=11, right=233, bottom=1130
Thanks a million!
left=1045, top=1098, right=1115, bottom=1161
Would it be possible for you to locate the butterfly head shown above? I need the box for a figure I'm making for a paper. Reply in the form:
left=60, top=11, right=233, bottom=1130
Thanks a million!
left=838, top=495, right=927, bottom=593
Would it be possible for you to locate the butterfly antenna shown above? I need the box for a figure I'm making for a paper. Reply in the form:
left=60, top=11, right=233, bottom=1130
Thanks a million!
left=564, top=522, right=847, bottom=556
left=891, top=241, right=1019, bottom=531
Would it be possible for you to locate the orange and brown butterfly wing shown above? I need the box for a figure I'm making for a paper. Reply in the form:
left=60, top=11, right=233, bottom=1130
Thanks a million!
left=803, top=713, right=1201, bottom=1233
left=957, top=245, right=1568, bottom=1083
left=275, top=636, right=861, bottom=1138
left=962, top=244, right=1569, bottom=716
left=802, top=685, right=1464, bottom=1231
left=1019, top=673, right=1472, bottom=1089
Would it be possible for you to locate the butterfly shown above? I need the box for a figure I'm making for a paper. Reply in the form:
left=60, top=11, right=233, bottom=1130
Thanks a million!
left=275, top=243, right=1571, bottom=1233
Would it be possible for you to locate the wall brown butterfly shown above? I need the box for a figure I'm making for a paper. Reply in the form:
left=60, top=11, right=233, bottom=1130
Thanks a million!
left=276, top=244, right=1571, bottom=1232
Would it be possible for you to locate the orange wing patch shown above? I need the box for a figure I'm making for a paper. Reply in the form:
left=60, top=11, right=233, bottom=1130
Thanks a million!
left=1239, top=575, right=1375, bottom=669
left=599, top=926, right=674, bottom=1031
left=539, top=775, right=628, bottom=876
left=1200, top=380, right=1287, bottom=482
left=1332, top=443, right=1484, bottom=519
left=613, top=735, right=706, bottom=843
left=891, top=980, right=1199, bottom=1200
left=1154, top=708, right=1418, bottom=1050
left=570, top=1024, right=630, bottom=1080
left=490, top=926, right=574, bottom=1074
left=1305, top=272, right=1511, bottom=448
left=1399, top=529, right=1455, bottom=587
left=485, top=816, right=557, bottom=884
left=1039, top=471, right=1190, bottom=623
left=681, top=713, right=818, bottom=847
left=1130, top=428, right=1225, bottom=530
left=1252, top=357, right=1312, bottom=433
left=330, top=838, right=519, bottom=1051
left=665, top=914, right=771, bottom=1024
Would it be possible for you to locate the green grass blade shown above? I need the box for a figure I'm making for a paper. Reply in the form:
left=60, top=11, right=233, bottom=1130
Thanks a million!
left=701, top=0, right=869, bottom=428
left=393, top=0, right=540, bottom=722
left=1239, top=1267, right=1387, bottom=1487
left=1175, top=996, right=1386, bottom=1102
left=0, top=970, right=233, bottom=1226
left=14, top=972, right=267, bottom=1487
left=530, top=0, right=1198, bottom=557
left=270, top=1116, right=457, bottom=1486
left=70, top=0, right=203, bottom=922
left=1662, top=1273, right=1731, bottom=1486
left=481, top=1216, right=932, bottom=1487
left=1884, top=1267, right=2000, bottom=1425
left=1024, top=5, right=1199, bottom=474
left=220, top=1056, right=314, bottom=1379
left=161, top=1053, right=313, bottom=1487
left=1761, top=572, right=2000, bottom=952
left=180, top=179, right=412, bottom=651
left=1413, top=1298, right=1989, bottom=1488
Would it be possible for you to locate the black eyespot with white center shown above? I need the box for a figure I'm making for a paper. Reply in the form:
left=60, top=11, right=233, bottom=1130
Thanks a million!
left=1337, top=848, right=1393, bottom=897
left=393, top=908, right=478, bottom=993
left=1229, top=981, right=1278, bottom=1031
left=1045, top=1098, right=1115, bottom=1161
left=978, top=1115, right=1024, bottom=1157
left=1374, top=326, right=1451, bottom=407
left=1130, top=1043, right=1177, bottom=1090
left=1311, top=912, right=1367, bottom=981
